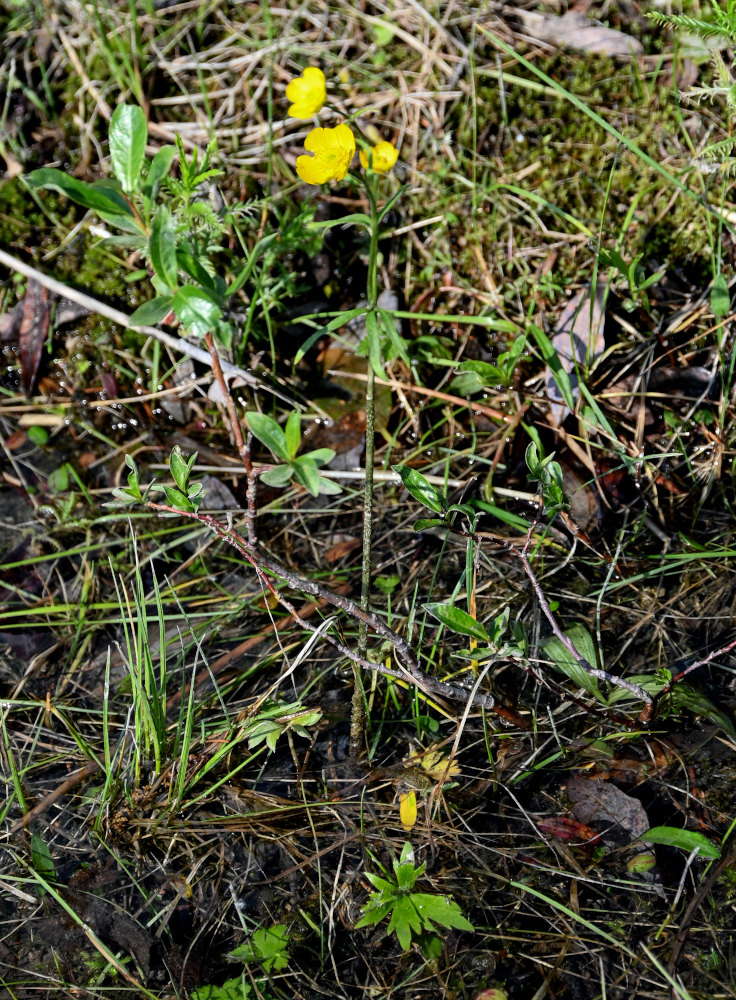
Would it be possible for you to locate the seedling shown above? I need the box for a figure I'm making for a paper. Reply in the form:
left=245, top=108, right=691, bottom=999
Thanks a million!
left=356, top=841, right=473, bottom=951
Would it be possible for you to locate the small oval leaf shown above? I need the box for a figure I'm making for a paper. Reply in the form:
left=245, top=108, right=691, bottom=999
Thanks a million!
left=424, top=603, right=490, bottom=643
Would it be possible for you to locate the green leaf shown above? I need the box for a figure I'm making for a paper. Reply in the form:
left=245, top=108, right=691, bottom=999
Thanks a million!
left=303, top=447, right=335, bottom=467
left=308, top=213, right=372, bottom=232
left=229, top=924, right=290, bottom=973
left=172, top=285, right=222, bottom=339
left=541, top=624, right=605, bottom=701
left=149, top=205, right=178, bottom=292
left=26, top=168, right=134, bottom=217
left=413, top=518, right=445, bottom=531
left=31, top=833, right=56, bottom=882
left=316, top=476, right=343, bottom=495
left=109, top=104, right=147, bottom=194
left=259, top=464, right=294, bottom=488
left=411, top=892, right=474, bottom=933
left=387, top=896, right=422, bottom=950
left=144, top=144, right=176, bottom=202
left=294, top=308, right=367, bottom=366
left=191, top=976, right=253, bottom=1000
left=670, top=685, right=736, bottom=739
left=711, top=274, right=730, bottom=317
left=285, top=411, right=301, bottom=459
left=392, top=465, right=447, bottom=514
left=363, top=309, right=384, bottom=377
left=293, top=457, right=321, bottom=496
left=169, top=444, right=194, bottom=492
left=424, top=603, right=490, bottom=643
left=641, top=826, right=721, bottom=859
left=247, top=412, right=290, bottom=463
left=129, top=296, right=174, bottom=326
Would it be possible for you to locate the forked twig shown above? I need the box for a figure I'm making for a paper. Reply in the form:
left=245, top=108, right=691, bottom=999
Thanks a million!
left=513, top=521, right=654, bottom=707
left=145, top=500, right=529, bottom=725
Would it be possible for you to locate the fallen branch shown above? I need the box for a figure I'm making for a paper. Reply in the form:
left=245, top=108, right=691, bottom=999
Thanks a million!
left=144, top=500, right=529, bottom=726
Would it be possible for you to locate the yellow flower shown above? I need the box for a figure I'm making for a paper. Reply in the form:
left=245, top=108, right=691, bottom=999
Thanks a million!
left=399, top=789, right=417, bottom=832
left=296, top=124, right=355, bottom=185
left=359, top=141, right=399, bottom=173
left=286, top=67, right=326, bottom=119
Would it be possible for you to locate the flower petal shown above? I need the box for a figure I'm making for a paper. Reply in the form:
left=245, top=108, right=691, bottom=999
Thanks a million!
left=360, top=140, right=399, bottom=173
left=286, top=66, right=326, bottom=119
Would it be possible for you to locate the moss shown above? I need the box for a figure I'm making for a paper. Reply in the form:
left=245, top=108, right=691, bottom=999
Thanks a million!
left=420, top=51, right=714, bottom=300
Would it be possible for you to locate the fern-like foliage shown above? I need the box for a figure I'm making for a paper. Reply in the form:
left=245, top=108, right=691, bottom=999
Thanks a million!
left=648, top=0, right=736, bottom=44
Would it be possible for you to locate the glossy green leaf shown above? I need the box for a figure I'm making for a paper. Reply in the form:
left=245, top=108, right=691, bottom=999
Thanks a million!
left=144, top=144, right=176, bottom=202
left=641, top=826, right=721, bottom=859
left=247, top=412, right=290, bottom=463
left=150, top=206, right=178, bottom=292
left=169, top=444, right=194, bottom=493
left=26, top=168, right=133, bottom=217
left=392, top=464, right=446, bottom=514
left=413, top=517, right=445, bottom=531
left=285, top=411, right=301, bottom=458
left=424, top=603, right=490, bottom=643
left=541, top=624, right=605, bottom=701
left=109, top=104, right=147, bottom=193
left=172, top=285, right=222, bottom=339
left=129, top=296, right=174, bottom=326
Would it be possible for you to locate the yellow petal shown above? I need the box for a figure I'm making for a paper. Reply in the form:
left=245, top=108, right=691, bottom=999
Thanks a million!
left=359, top=140, right=399, bottom=173
left=296, top=153, right=331, bottom=185
left=399, top=790, right=417, bottom=832
left=286, top=66, right=326, bottom=119
left=297, top=125, right=355, bottom=185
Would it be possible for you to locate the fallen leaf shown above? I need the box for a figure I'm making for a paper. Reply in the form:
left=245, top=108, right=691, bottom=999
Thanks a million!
left=19, top=279, right=50, bottom=395
left=546, top=282, right=606, bottom=425
left=538, top=816, right=601, bottom=844
left=567, top=776, right=649, bottom=842
left=324, top=535, right=361, bottom=564
left=513, top=9, right=644, bottom=58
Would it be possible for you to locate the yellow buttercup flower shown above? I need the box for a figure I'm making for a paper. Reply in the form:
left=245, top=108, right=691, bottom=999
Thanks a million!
left=296, top=124, right=356, bottom=185
left=286, top=67, right=326, bottom=119
left=359, top=141, right=399, bottom=174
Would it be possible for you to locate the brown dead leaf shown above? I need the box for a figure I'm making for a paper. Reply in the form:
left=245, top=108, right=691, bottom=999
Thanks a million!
left=567, top=776, right=649, bottom=842
left=546, top=281, right=606, bottom=425
left=324, top=535, right=361, bottom=564
left=513, top=9, right=643, bottom=58
left=19, top=279, right=50, bottom=395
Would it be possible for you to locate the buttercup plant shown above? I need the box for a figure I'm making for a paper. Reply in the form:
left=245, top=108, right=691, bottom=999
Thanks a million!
left=288, top=65, right=401, bottom=753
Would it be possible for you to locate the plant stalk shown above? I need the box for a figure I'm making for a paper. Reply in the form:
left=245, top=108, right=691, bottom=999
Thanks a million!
left=351, top=173, right=381, bottom=758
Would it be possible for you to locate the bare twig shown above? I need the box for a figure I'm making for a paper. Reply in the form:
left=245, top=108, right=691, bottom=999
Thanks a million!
left=0, top=248, right=295, bottom=406
left=144, top=500, right=528, bottom=723
left=513, top=523, right=654, bottom=706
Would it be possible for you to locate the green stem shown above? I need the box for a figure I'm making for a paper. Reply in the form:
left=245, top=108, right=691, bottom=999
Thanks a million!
left=351, top=172, right=380, bottom=758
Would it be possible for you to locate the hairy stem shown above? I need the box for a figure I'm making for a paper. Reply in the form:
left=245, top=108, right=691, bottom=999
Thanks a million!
left=351, top=173, right=382, bottom=757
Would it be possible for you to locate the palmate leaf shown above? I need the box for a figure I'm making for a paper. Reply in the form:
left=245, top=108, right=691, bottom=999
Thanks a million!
left=410, top=893, right=474, bottom=934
